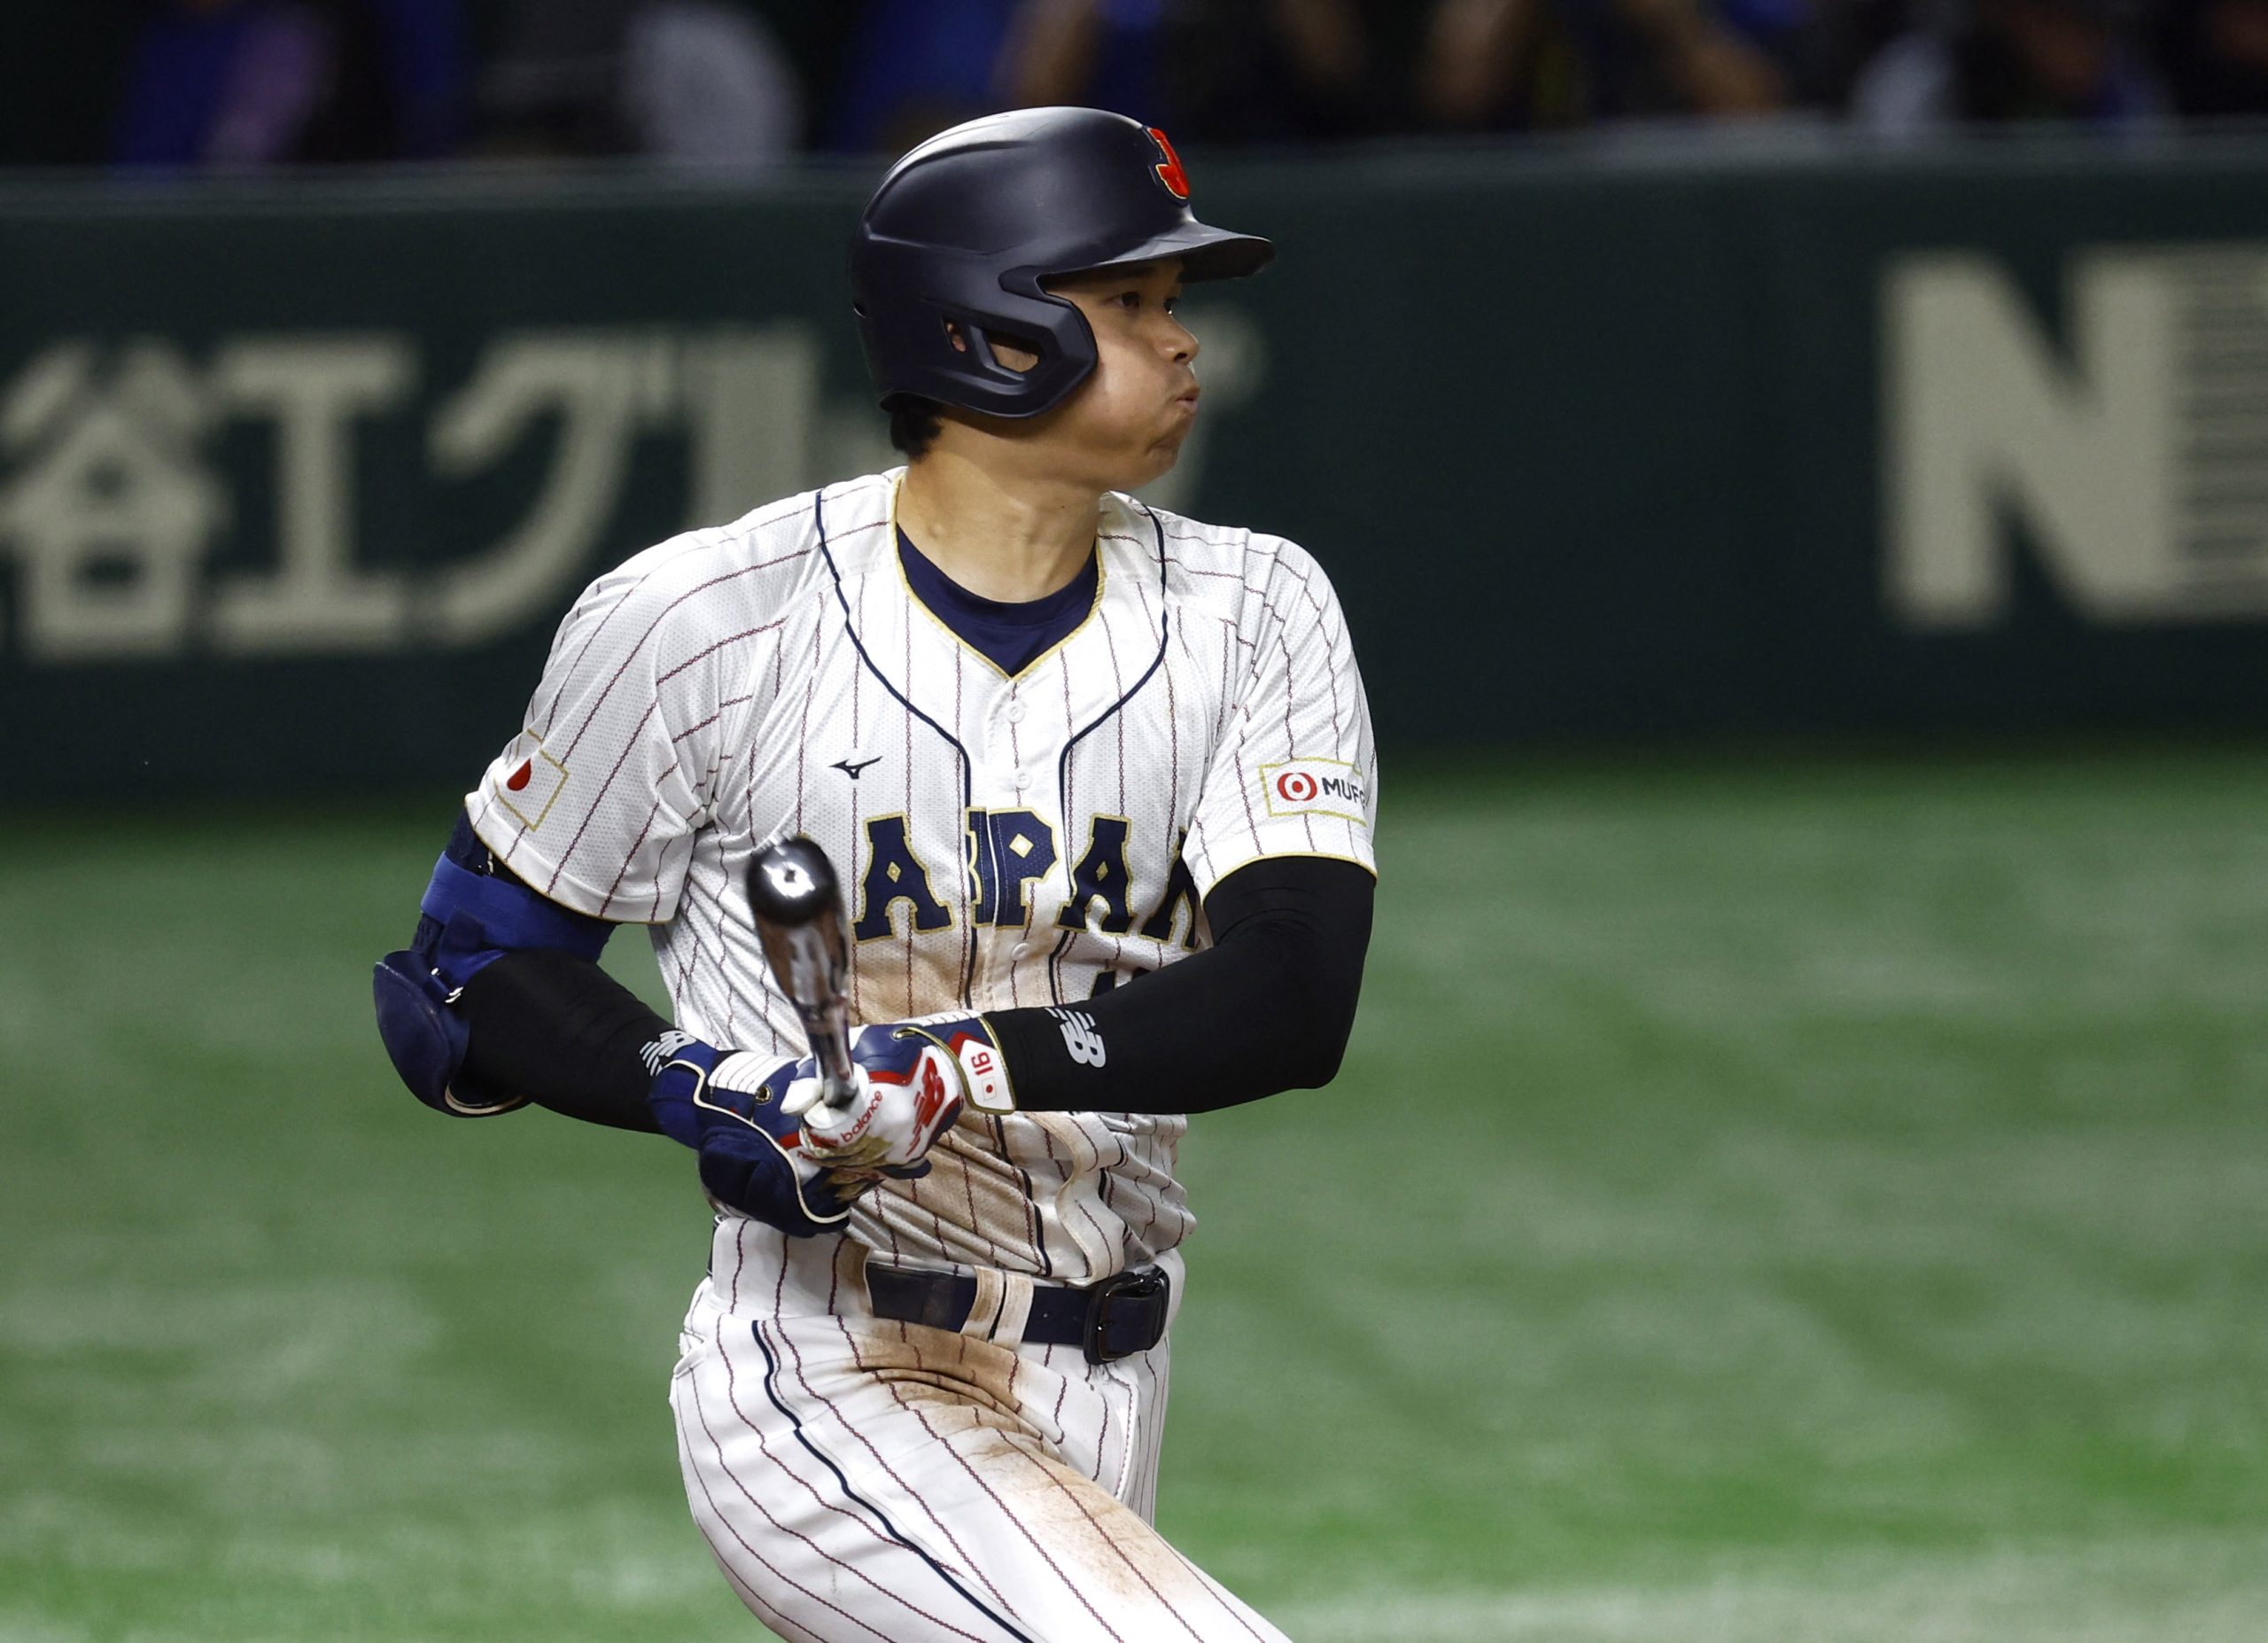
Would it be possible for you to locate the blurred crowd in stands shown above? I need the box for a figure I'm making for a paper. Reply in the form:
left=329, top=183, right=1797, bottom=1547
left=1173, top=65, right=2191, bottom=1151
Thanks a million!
left=5, top=0, right=2268, bottom=173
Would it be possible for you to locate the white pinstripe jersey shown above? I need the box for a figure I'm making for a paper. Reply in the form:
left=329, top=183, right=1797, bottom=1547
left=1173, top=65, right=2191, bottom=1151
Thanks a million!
left=466, top=469, right=1378, bottom=1284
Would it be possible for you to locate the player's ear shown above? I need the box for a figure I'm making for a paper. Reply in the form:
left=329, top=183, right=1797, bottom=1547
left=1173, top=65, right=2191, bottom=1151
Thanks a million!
left=982, top=328, right=1041, bottom=374
left=942, top=318, right=1039, bottom=375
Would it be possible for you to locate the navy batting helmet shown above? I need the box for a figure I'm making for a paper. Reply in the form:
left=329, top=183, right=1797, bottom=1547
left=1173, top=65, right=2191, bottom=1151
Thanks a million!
left=850, top=107, right=1274, bottom=421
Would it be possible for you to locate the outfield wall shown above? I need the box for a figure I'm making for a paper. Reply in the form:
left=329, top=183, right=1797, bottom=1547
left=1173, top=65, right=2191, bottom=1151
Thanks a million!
left=4, top=142, right=2268, bottom=802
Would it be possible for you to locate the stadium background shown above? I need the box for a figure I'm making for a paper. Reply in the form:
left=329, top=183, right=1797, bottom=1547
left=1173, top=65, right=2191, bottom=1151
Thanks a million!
left=5, top=4, right=2268, bottom=1639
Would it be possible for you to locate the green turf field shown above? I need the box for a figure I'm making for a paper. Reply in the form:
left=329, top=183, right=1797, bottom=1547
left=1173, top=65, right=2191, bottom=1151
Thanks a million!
left=4, top=746, right=2265, bottom=1641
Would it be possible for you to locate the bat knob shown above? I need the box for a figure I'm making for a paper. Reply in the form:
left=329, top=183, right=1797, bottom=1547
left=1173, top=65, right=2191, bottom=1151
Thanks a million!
left=750, top=836, right=841, bottom=930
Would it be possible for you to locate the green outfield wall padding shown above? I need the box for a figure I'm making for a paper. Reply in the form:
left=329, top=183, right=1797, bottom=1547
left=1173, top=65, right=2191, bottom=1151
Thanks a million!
left=4, top=144, right=2268, bottom=802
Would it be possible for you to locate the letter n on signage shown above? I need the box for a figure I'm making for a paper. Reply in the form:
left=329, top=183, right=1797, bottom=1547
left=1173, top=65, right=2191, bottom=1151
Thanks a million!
left=1882, top=251, right=2175, bottom=627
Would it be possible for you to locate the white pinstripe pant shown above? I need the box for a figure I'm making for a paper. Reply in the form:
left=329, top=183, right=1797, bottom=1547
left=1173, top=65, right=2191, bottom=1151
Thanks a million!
left=671, top=1225, right=1293, bottom=1643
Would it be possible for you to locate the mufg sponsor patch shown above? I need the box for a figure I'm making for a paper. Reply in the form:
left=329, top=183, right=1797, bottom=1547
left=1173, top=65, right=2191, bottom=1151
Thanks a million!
left=1260, top=759, right=1368, bottom=824
left=494, top=730, right=570, bottom=830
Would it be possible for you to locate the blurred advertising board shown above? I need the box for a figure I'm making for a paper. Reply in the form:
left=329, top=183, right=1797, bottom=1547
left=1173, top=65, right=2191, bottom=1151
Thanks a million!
left=2, top=146, right=2267, bottom=801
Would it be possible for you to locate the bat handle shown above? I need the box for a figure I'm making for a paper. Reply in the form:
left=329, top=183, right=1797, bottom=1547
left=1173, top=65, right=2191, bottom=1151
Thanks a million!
left=750, top=851, right=859, bottom=1122
left=809, top=1001, right=858, bottom=1116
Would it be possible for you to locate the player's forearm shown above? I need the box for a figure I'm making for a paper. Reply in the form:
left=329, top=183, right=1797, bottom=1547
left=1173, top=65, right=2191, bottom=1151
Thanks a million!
left=455, top=947, right=671, bottom=1134
left=987, top=855, right=1375, bottom=1115
left=391, top=824, right=1372, bottom=1130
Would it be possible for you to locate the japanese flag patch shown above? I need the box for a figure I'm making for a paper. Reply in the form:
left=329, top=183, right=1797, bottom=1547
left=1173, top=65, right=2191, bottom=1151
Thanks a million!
left=1259, top=759, right=1369, bottom=825
left=494, top=730, right=571, bottom=830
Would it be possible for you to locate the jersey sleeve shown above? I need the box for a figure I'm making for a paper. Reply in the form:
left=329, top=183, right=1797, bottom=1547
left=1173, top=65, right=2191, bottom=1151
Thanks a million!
left=1182, top=537, right=1379, bottom=899
left=463, top=536, right=750, bottom=923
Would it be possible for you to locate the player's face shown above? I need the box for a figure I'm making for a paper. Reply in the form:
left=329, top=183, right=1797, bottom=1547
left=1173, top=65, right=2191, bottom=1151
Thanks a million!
left=980, top=262, right=1200, bottom=492
left=1047, top=262, right=1201, bottom=487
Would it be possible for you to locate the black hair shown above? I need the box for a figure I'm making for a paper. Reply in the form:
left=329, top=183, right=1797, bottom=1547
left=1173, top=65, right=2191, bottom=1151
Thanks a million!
left=889, top=395, right=944, bottom=460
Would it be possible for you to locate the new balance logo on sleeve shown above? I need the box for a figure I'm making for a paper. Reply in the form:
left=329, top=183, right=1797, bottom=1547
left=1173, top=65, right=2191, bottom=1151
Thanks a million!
left=640, top=1028, right=700, bottom=1078
left=1048, top=1008, right=1107, bottom=1068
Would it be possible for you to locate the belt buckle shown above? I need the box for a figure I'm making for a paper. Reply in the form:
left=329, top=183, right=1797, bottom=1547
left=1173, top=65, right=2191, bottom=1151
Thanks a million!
left=1083, top=1267, right=1169, bottom=1365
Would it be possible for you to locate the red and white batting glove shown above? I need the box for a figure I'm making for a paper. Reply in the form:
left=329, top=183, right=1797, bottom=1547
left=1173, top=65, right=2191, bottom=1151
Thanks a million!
left=785, top=1015, right=1016, bottom=1173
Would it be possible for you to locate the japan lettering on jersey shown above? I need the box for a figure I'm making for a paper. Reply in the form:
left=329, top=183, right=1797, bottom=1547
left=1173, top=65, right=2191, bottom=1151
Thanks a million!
left=464, top=471, right=1378, bottom=1284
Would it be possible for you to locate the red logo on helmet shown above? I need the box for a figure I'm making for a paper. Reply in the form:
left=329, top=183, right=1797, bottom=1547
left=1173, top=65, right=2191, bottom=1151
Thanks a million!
left=1146, top=127, right=1190, bottom=200
left=1276, top=770, right=1317, bottom=803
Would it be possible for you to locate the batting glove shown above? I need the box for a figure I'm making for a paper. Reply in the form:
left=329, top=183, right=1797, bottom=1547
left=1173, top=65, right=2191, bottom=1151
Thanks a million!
left=648, top=1042, right=882, bottom=1236
left=791, top=1015, right=1012, bottom=1162
left=645, top=1018, right=1009, bottom=1236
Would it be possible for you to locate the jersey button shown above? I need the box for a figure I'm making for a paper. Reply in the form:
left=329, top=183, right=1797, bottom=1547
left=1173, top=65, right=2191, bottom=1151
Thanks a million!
left=1013, top=768, right=1029, bottom=790
left=1012, top=942, right=1030, bottom=960
left=1005, top=701, right=1027, bottom=724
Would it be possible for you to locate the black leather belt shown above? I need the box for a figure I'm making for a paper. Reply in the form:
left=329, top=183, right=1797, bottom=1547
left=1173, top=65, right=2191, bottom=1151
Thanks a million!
left=866, top=1263, right=1170, bottom=1364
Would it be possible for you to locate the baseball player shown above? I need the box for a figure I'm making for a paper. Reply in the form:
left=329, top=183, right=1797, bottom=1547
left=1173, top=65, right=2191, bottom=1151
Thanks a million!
left=374, top=106, right=1377, bottom=1642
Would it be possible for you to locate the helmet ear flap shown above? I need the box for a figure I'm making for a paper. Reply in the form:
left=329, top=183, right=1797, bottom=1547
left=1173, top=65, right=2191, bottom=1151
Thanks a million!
left=866, top=271, right=1099, bottom=420
left=959, top=292, right=1090, bottom=379
left=977, top=289, right=1099, bottom=416
left=947, top=318, right=1029, bottom=377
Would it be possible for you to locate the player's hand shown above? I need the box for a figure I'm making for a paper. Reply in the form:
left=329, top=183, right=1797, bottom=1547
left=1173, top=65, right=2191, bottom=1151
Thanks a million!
left=786, top=1016, right=1012, bottom=1172
left=706, top=1047, right=930, bottom=1216
left=643, top=1020, right=1009, bottom=1236
left=646, top=1042, right=889, bottom=1235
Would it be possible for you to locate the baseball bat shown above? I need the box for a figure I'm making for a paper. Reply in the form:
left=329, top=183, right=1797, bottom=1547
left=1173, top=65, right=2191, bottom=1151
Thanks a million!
left=747, top=834, right=858, bottom=1119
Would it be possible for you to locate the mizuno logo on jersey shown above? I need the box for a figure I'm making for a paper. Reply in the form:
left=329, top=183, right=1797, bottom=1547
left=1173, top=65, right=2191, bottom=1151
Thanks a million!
left=640, top=1028, right=699, bottom=1078
left=833, top=755, right=883, bottom=780
left=1047, top=1008, right=1107, bottom=1069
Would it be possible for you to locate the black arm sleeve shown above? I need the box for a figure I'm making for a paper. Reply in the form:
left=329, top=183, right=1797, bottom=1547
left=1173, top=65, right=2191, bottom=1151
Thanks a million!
left=985, top=856, right=1374, bottom=1116
left=456, top=951, right=671, bottom=1134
